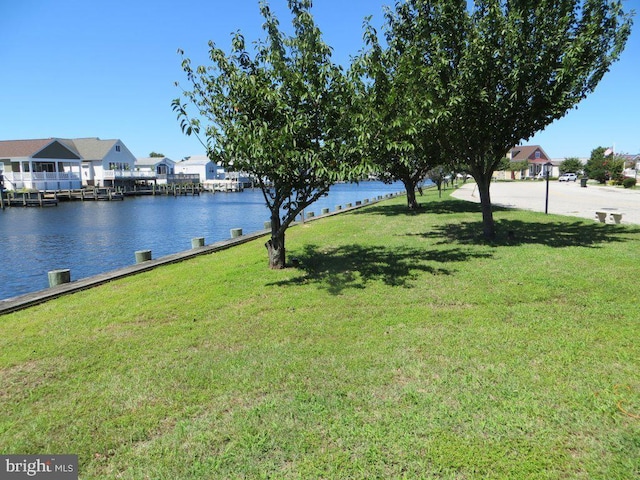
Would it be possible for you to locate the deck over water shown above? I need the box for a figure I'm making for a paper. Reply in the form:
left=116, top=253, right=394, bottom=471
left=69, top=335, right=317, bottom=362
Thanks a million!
left=0, top=184, right=202, bottom=208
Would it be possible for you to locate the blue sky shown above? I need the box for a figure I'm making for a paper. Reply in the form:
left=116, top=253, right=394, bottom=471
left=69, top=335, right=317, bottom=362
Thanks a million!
left=1, top=0, right=638, bottom=161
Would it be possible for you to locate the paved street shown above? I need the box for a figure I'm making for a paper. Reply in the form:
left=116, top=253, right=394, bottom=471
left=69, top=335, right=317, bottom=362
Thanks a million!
left=451, top=180, right=640, bottom=225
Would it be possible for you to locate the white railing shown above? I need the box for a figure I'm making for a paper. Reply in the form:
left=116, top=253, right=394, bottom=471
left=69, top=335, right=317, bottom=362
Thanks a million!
left=3, top=172, right=80, bottom=182
left=103, top=170, right=157, bottom=179
left=101, top=171, right=200, bottom=181
left=1, top=172, right=81, bottom=191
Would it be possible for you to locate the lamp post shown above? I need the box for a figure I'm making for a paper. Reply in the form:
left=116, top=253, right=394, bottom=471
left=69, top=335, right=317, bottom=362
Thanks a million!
left=544, top=161, right=552, bottom=214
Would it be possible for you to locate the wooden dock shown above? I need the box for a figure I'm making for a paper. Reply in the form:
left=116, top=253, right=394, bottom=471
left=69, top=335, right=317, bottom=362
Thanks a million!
left=122, top=183, right=201, bottom=197
left=53, top=187, right=125, bottom=201
left=0, top=183, right=202, bottom=208
left=1, top=191, right=59, bottom=207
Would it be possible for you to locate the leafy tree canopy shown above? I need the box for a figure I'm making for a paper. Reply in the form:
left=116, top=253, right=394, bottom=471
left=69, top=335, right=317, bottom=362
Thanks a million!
left=560, top=157, right=584, bottom=175
left=386, top=0, right=632, bottom=238
left=173, top=0, right=363, bottom=268
left=585, top=147, right=624, bottom=183
left=351, top=2, right=457, bottom=209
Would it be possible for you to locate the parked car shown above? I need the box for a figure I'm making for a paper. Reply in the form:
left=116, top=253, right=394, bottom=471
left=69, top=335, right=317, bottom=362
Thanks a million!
left=558, top=173, right=578, bottom=182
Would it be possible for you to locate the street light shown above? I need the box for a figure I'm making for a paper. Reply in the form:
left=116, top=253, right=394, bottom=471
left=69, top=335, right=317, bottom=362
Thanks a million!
left=544, top=161, right=552, bottom=214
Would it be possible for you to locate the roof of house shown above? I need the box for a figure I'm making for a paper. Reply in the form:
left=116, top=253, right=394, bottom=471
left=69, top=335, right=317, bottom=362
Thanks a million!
left=510, top=145, right=551, bottom=162
left=0, top=138, right=78, bottom=158
left=177, top=155, right=212, bottom=165
left=0, top=137, right=128, bottom=161
left=136, top=157, right=176, bottom=167
left=66, top=138, right=118, bottom=160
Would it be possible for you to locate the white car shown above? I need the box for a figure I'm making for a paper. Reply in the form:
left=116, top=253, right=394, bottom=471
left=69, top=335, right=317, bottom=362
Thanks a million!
left=559, top=173, right=578, bottom=182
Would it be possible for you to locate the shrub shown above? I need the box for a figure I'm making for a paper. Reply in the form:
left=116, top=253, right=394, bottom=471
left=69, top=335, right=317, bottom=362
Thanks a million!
left=622, top=177, right=637, bottom=189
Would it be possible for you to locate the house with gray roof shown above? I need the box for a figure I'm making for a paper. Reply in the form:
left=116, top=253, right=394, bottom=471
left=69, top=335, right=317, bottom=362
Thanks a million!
left=69, top=138, right=137, bottom=187
left=0, top=137, right=140, bottom=190
left=135, top=156, right=176, bottom=175
left=174, top=155, right=220, bottom=182
left=0, top=138, right=83, bottom=191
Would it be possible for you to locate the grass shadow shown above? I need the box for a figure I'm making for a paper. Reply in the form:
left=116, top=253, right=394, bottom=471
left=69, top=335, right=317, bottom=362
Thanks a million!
left=421, top=219, right=640, bottom=248
left=269, top=243, right=492, bottom=295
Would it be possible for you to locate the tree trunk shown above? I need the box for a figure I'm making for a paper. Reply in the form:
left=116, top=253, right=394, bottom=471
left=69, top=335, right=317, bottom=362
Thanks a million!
left=475, top=174, right=495, bottom=240
left=266, top=211, right=286, bottom=269
left=402, top=178, right=420, bottom=210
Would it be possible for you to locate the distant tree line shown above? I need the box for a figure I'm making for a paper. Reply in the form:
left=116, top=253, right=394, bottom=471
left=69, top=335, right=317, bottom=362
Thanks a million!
left=174, top=0, right=632, bottom=268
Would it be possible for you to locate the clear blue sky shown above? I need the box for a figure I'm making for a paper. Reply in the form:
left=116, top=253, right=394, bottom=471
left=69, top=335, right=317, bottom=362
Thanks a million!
left=1, top=0, right=638, bottom=161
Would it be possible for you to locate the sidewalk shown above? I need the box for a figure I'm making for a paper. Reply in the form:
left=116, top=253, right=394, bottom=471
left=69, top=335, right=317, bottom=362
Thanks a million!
left=451, top=180, right=640, bottom=225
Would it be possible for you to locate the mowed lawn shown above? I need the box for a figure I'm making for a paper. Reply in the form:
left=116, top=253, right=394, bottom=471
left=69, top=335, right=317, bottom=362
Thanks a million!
left=1, top=188, right=639, bottom=479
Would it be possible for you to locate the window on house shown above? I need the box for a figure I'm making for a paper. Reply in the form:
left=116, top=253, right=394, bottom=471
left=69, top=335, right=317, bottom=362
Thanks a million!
left=115, top=145, right=121, bottom=152
left=535, top=151, right=541, bottom=159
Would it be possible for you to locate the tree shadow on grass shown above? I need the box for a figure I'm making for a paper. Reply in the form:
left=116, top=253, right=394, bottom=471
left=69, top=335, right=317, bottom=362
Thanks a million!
left=360, top=199, right=639, bottom=248
left=268, top=243, right=493, bottom=295
left=420, top=218, right=640, bottom=248
left=355, top=198, right=508, bottom=217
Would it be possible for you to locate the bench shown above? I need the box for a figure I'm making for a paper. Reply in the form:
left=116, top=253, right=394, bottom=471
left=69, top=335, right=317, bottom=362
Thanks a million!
left=611, top=212, right=623, bottom=224
left=595, top=211, right=623, bottom=224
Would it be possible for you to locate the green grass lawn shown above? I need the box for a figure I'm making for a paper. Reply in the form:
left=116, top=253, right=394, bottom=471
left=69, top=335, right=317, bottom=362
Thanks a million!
left=2, top=189, right=639, bottom=479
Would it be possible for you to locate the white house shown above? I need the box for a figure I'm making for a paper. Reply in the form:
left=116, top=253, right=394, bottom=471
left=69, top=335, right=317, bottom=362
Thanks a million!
left=71, top=138, right=137, bottom=187
left=621, top=153, right=640, bottom=178
left=135, top=157, right=177, bottom=184
left=174, top=155, right=219, bottom=182
left=0, top=138, right=83, bottom=191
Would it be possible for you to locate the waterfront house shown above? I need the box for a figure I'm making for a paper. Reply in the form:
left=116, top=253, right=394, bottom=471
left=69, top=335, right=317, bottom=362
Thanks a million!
left=174, top=155, right=219, bottom=182
left=0, top=138, right=83, bottom=191
left=70, top=138, right=137, bottom=187
left=135, top=157, right=178, bottom=185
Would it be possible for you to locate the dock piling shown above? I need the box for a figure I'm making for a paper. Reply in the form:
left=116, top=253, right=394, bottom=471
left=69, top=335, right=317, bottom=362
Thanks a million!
left=48, top=269, right=71, bottom=287
left=135, top=250, right=152, bottom=263
left=191, top=237, right=205, bottom=248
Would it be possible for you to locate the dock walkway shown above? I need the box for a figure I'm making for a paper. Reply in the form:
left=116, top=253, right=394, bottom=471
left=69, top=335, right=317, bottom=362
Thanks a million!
left=1, top=184, right=202, bottom=208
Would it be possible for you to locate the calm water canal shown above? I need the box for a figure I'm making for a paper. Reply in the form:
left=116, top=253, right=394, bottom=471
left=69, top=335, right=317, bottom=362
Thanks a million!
left=0, top=181, right=404, bottom=301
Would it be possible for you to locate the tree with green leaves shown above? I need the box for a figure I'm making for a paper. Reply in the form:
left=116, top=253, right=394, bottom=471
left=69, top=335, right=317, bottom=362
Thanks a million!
left=389, top=0, right=632, bottom=239
left=560, top=157, right=584, bottom=175
left=149, top=152, right=165, bottom=158
left=426, top=165, right=448, bottom=198
left=351, top=5, right=455, bottom=210
left=497, top=157, right=528, bottom=179
left=585, top=146, right=624, bottom=183
left=173, top=0, right=361, bottom=268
